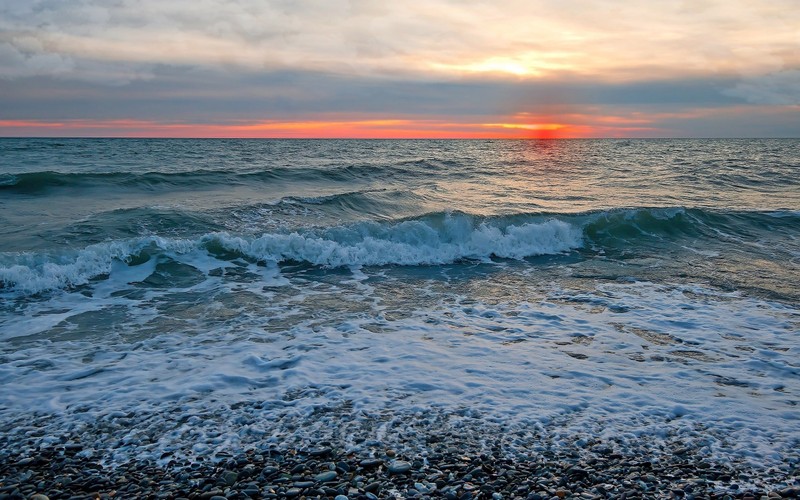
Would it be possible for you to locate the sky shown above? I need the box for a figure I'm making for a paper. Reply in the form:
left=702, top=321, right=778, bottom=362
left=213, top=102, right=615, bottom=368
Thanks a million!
left=0, top=0, right=798, bottom=138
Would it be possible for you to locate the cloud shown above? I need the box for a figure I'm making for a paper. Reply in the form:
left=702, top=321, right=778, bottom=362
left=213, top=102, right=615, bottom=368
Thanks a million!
left=0, top=64, right=744, bottom=123
left=724, top=70, right=800, bottom=106
left=1, top=0, right=797, bottom=137
left=0, top=39, right=75, bottom=79
left=1, top=0, right=798, bottom=85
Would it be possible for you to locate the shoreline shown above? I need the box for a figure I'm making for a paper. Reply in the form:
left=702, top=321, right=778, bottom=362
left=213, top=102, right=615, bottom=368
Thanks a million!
left=2, top=436, right=797, bottom=499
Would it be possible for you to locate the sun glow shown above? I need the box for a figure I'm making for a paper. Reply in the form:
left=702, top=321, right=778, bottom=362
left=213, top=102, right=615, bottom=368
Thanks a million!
left=431, top=53, right=574, bottom=77
left=483, top=122, right=568, bottom=139
left=10, top=106, right=786, bottom=138
left=484, top=123, right=566, bottom=131
left=460, top=58, right=535, bottom=76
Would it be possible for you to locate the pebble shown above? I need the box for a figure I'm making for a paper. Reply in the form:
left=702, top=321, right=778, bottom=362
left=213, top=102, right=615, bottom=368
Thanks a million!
left=222, top=470, right=238, bottom=486
left=0, top=437, right=791, bottom=500
left=262, top=466, right=279, bottom=476
left=314, top=471, right=337, bottom=482
left=198, top=490, right=224, bottom=499
left=242, top=485, right=260, bottom=496
left=388, top=460, right=412, bottom=474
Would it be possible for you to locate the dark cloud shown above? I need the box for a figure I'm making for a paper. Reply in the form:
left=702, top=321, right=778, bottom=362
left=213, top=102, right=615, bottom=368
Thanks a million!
left=0, top=66, right=745, bottom=121
left=723, top=70, right=800, bottom=106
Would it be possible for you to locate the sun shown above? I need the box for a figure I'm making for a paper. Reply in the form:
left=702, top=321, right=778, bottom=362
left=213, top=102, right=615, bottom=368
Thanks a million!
left=526, top=123, right=565, bottom=139
left=483, top=122, right=567, bottom=139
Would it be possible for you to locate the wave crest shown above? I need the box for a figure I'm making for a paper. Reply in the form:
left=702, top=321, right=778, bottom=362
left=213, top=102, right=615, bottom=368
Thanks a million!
left=0, top=214, right=583, bottom=295
left=209, top=215, right=581, bottom=267
left=5, top=207, right=796, bottom=296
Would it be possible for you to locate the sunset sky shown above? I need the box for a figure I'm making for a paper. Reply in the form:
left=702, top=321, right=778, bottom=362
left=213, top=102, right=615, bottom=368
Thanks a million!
left=1, top=0, right=798, bottom=138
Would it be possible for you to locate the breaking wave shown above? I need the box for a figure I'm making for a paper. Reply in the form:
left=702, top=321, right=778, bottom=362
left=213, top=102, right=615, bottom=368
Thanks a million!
left=2, top=207, right=797, bottom=295
left=0, top=213, right=581, bottom=294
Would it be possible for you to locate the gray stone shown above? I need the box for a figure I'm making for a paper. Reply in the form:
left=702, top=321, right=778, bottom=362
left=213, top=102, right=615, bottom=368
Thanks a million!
left=222, top=470, right=238, bottom=486
left=334, top=496, right=349, bottom=500
left=314, top=471, right=338, bottom=483
left=415, top=482, right=432, bottom=494
left=198, top=490, right=224, bottom=500
left=388, top=460, right=412, bottom=474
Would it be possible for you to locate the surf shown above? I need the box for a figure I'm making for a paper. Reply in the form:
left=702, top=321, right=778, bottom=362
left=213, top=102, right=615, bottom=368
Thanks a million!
left=3, top=207, right=797, bottom=296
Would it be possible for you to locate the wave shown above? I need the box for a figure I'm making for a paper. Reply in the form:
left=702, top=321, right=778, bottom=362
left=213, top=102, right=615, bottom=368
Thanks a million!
left=0, top=213, right=581, bottom=294
left=0, top=170, right=257, bottom=192
left=0, top=163, right=438, bottom=193
left=583, top=207, right=799, bottom=244
left=279, top=188, right=393, bottom=206
left=2, top=208, right=797, bottom=295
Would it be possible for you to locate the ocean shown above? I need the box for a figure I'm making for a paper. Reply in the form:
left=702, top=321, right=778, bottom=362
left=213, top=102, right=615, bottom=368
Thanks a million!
left=1, top=139, right=799, bottom=487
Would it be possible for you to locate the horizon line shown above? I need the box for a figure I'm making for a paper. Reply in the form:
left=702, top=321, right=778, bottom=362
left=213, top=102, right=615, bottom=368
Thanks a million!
left=2, top=136, right=799, bottom=140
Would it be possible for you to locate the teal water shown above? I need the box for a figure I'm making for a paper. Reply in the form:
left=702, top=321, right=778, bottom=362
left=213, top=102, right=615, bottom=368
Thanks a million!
left=1, top=139, right=799, bottom=469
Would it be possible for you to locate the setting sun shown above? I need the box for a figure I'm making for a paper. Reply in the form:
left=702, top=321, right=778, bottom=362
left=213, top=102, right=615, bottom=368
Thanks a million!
left=483, top=122, right=567, bottom=139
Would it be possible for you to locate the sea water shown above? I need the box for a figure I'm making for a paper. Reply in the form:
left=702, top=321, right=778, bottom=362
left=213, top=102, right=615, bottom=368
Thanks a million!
left=1, top=139, right=798, bottom=470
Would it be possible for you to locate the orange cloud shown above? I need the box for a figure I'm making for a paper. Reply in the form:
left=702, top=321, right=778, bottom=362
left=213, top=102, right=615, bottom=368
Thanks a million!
left=5, top=105, right=787, bottom=139
left=0, top=118, right=579, bottom=138
left=0, top=120, right=67, bottom=128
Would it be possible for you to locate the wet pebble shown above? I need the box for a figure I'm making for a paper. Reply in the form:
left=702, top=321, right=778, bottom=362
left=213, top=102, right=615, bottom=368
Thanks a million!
left=221, top=470, right=238, bottom=486
left=388, top=460, right=412, bottom=474
left=0, top=438, right=791, bottom=500
left=314, top=471, right=337, bottom=482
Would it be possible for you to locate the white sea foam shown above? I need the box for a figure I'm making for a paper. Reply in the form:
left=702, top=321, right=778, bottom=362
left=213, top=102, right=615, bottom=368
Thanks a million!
left=215, top=216, right=581, bottom=266
left=0, top=237, right=195, bottom=295
left=1, top=275, right=798, bottom=472
left=0, top=215, right=583, bottom=295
